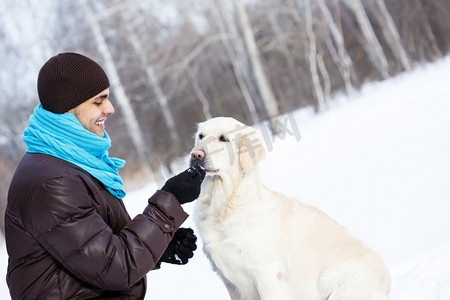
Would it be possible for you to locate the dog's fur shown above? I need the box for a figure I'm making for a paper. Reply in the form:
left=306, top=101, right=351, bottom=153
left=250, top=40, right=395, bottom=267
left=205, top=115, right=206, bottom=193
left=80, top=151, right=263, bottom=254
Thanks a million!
left=190, top=117, right=391, bottom=300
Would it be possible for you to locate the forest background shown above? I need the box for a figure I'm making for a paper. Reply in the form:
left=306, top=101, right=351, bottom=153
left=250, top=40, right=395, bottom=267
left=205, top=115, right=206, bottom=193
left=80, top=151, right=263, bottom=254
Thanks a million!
left=0, top=0, right=449, bottom=235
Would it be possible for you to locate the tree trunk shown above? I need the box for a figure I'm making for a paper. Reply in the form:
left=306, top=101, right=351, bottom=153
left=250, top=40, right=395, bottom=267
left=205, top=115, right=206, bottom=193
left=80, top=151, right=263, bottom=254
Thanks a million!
left=316, top=50, right=331, bottom=104
left=348, top=0, right=390, bottom=78
left=415, top=0, right=443, bottom=59
left=373, top=0, right=412, bottom=71
left=267, top=11, right=298, bottom=83
left=304, top=0, right=326, bottom=111
left=317, top=0, right=355, bottom=95
left=186, top=64, right=213, bottom=120
left=122, top=9, right=180, bottom=144
left=78, top=0, right=150, bottom=169
left=233, top=0, right=281, bottom=129
left=210, top=0, right=260, bottom=126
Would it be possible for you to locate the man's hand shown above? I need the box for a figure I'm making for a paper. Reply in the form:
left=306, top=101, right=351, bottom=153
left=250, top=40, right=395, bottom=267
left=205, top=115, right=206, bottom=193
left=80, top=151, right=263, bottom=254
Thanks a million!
left=161, top=165, right=206, bottom=204
left=159, top=228, right=197, bottom=265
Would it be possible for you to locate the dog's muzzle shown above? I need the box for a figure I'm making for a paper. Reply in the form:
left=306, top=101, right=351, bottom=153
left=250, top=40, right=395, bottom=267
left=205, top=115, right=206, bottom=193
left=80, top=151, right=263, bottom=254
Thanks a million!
left=190, top=149, right=206, bottom=168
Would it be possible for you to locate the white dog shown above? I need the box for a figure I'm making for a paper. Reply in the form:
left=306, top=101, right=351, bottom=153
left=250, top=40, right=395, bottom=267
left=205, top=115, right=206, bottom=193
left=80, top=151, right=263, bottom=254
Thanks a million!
left=190, top=117, right=391, bottom=300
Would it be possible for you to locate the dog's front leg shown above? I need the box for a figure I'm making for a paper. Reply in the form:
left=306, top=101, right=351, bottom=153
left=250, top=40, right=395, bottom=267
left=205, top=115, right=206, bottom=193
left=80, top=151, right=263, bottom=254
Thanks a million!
left=220, top=276, right=243, bottom=300
left=224, top=283, right=241, bottom=300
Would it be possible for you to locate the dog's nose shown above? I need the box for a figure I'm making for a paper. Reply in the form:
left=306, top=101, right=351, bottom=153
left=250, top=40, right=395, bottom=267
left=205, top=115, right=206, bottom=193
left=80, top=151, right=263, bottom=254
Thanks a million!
left=191, top=149, right=205, bottom=161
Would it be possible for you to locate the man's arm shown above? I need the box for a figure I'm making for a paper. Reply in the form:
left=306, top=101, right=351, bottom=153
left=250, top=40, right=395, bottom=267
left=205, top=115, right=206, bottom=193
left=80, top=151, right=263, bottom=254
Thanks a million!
left=28, top=176, right=187, bottom=290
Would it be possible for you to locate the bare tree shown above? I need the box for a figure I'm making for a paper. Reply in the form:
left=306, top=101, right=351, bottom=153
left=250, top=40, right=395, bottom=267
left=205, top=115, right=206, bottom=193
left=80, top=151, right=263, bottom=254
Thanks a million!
left=266, top=9, right=299, bottom=84
left=78, top=0, right=150, bottom=169
left=345, top=0, right=389, bottom=78
left=185, top=64, right=213, bottom=119
left=209, top=0, right=260, bottom=125
left=316, top=50, right=331, bottom=104
left=304, top=0, right=327, bottom=111
left=233, top=0, right=281, bottom=131
left=371, top=0, right=412, bottom=71
left=121, top=6, right=180, bottom=144
left=413, top=0, right=443, bottom=59
left=317, top=0, right=355, bottom=95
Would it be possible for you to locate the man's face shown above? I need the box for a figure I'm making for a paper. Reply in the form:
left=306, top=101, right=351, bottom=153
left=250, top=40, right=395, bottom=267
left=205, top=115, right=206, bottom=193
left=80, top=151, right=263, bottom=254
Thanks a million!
left=68, top=88, right=114, bottom=137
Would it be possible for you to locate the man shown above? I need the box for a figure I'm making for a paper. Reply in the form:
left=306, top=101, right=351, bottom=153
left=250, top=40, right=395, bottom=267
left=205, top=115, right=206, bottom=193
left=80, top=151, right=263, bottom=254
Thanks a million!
left=5, top=52, right=205, bottom=299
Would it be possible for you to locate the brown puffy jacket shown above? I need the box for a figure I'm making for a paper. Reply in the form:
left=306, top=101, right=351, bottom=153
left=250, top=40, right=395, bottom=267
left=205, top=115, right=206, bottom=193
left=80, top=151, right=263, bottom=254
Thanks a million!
left=5, top=153, right=188, bottom=299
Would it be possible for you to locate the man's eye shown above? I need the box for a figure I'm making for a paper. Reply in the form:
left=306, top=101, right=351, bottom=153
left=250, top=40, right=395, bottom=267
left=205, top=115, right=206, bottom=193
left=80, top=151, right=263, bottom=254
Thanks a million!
left=219, top=135, right=229, bottom=142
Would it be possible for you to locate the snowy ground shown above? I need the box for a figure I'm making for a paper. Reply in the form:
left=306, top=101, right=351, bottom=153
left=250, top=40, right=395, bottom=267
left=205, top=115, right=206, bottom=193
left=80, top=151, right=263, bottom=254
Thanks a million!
left=1, top=56, right=450, bottom=299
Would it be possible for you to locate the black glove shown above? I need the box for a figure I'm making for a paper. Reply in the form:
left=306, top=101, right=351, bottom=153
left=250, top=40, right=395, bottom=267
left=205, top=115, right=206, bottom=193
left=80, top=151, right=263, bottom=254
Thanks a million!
left=161, top=165, right=206, bottom=204
left=159, top=228, right=198, bottom=265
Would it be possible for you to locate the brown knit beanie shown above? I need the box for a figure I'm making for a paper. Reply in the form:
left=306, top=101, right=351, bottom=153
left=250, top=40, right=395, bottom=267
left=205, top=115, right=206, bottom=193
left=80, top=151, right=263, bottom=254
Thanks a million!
left=37, top=52, right=110, bottom=114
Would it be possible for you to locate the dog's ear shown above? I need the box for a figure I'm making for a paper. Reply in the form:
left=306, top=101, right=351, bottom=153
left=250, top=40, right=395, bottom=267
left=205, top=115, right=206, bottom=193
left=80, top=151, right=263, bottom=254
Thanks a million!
left=239, top=127, right=266, bottom=172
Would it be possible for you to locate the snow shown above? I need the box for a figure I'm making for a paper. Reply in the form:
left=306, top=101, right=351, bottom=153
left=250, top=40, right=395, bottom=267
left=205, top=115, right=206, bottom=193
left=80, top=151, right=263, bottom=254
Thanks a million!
left=1, top=56, right=450, bottom=299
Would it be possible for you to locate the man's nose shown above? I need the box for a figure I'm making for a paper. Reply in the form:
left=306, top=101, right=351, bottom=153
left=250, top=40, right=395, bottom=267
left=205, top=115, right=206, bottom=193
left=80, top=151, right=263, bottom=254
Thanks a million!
left=104, top=99, right=115, bottom=115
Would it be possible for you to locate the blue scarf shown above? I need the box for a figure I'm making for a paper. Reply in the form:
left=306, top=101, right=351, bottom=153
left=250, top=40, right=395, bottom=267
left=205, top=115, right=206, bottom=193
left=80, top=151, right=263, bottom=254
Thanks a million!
left=23, top=105, right=126, bottom=199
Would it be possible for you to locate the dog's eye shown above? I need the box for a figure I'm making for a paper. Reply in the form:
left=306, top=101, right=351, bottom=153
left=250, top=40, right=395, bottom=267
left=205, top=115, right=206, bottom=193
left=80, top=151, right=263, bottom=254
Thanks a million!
left=198, top=133, right=204, bottom=140
left=219, top=135, right=229, bottom=142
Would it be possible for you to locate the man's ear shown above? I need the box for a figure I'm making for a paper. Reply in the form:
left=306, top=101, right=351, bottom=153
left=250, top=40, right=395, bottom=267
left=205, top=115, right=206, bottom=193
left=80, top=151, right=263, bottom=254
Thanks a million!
left=239, top=127, right=266, bottom=172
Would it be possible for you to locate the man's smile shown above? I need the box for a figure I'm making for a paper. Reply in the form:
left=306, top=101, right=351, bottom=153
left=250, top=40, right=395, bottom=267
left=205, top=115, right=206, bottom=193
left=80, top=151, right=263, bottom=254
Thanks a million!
left=96, top=118, right=106, bottom=129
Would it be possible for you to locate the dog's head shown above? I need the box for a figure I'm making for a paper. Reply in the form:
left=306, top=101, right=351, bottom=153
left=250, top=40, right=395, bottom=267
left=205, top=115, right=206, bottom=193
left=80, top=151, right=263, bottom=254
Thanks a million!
left=190, top=117, right=266, bottom=181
